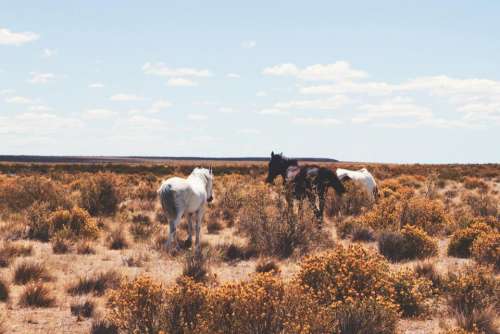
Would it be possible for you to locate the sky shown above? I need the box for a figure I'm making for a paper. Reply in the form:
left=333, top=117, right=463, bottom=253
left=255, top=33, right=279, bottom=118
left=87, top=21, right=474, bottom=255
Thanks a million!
left=1, top=1, right=499, bottom=163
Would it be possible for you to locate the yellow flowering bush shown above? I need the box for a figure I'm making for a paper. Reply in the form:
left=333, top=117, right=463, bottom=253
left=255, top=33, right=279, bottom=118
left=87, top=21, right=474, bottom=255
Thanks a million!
left=352, top=194, right=451, bottom=235
left=445, top=264, right=499, bottom=316
left=447, top=222, right=492, bottom=258
left=200, top=273, right=287, bottom=334
left=391, top=269, right=434, bottom=317
left=107, top=275, right=206, bottom=334
left=296, top=244, right=395, bottom=306
left=471, top=232, right=499, bottom=270
left=49, top=207, right=99, bottom=240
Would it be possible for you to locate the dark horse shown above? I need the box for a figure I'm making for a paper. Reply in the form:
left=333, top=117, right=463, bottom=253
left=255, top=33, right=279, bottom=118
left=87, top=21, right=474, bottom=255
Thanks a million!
left=266, top=151, right=346, bottom=223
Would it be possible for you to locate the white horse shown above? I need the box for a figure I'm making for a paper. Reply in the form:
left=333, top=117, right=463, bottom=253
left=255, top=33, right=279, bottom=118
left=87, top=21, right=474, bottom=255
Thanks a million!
left=336, top=167, right=378, bottom=200
left=157, top=167, right=214, bottom=252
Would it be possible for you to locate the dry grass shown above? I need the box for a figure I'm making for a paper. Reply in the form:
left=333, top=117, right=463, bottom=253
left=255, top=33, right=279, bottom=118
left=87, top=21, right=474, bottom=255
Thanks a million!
left=13, top=261, right=52, bottom=285
left=67, top=270, right=121, bottom=296
left=19, top=282, right=56, bottom=308
left=0, top=162, right=498, bottom=333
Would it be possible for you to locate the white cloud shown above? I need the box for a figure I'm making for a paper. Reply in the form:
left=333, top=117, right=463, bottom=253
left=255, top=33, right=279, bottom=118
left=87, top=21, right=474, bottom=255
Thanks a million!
left=238, top=128, right=260, bottom=134
left=143, top=62, right=211, bottom=77
left=29, top=105, right=52, bottom=112
left=88, top=82, right=104, bottom=88
left=227, top=73, right=240, bottom=78
left=300, top=81, right=397, bottom=95
left=292, top=117, right=341, bottom=126
left=241, top=40, right=256, bottom=49
left=274, top=95, right=350, bottom=110
left=353, top=98, right=433, bottom=123
left=83, top=108, right=117, bottom=120
left=42, top=48, right=57, bottom=57
left=110, top=93, right=145, bottom=101
left=218, top=107, right=238, bottom=113
left=187, top=114, right=207, bottom=121
left=167, top=78, right=198, bottom=87
left=256, top=91, right=268, bottom=97
left=4, top=96, right=34, bottom=104
left=259, top=108, right=289, bottom=116
left=263, top=61, right=367, bottom=81
left=151, top=100, right=172, bottom=112
left=28, top=72, right=55, bottom=84
left=0, top=112, right=83, bottom=135
left=0, top=89, right=15, bottom=96
left=0, top=27, right=39, bottom=46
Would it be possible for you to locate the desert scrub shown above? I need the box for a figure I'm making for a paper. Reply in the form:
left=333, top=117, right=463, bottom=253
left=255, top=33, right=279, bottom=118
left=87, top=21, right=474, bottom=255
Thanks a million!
left=107, top=275, right=206, bottom=334
left=447, top=222, right=492, bottom=258
left=391, top=269, right=434, bottom=317
left=0, top=242, right=33, bottom=267
left=445, top=265, right=499, bottom=333
left=13, top=261, right=51, bottom=285
left=79, top=173, right=120, bottom=216
left=0, top=278, right=8, bottom=302
left=327, top=181, right=373, bottom=217
left=238, top=184, right=328, bottom=258
left=0, top=175, right=70, bottom=213
left=471, top=232, right=499, bottom=270
left=19, top=282, right=55, bottom=307
left=353, top=194, right=452, bottom=235
left=379, top=226, right=438, bottom=262
left=213, top=174, right=246, bottom=222
left=49, top=207, right=99, bottom=240
left=296, top=244, right=395, bottom=306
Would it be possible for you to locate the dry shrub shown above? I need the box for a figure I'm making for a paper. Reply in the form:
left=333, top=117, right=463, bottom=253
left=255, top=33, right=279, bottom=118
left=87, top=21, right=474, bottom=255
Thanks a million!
left=0, top=242, right=32, bottom=267
left=13, top=261, right=51, bottom=285
left=70, top=299, right=95, bottom=318
left=129, top=218, right=156, bottom=241
left=181, top=252, right=210, bottom=283
left=50, top=207, right=99, bottom=239
left=107, top=275, right=205, bottom=334
left=216, top=243, right=255, bottom=262
left=25, top=201, right=52, bottom=241
left=206, top=220, right=223, bottom=234
left=0, top=176, right=69, bottom=213
left=107, top=229, right=128, bottom=250
left=19, top=282, right=55, bottom=307
left=471, top=232, right=500, bottom=270
left=52, top=234, right=71, bottom=254
left=452, top=307, right=499, bottom=334
left=462, top=192, right=498, bottom=217
left=351, top=225, right=375, bottom=242
left=463, top=177, right=489, bottom=191
left=445, top=265, right=499, bottom=333
left=122, top=253, right=149, bottom=267
left=296, top=244, right=395, bottom=306
left=76, top=242, right=96, bottom=255
left=327, top=181, right=373, bottom=217
left=391, top=269, right=434, bottom=317
left=132, top=181, right=157, bottom=201
left=90, top=319, right=119, bottom=334
left=238, top=185, right=328, bottom=258
left=378, top=226, right=438, bottom=262
left=214, top=174, right=246, bottom=223
left=0, top=278, right=8, bottom=302
left=354, top=194, right=451, bottom=236
left=79, top=174, right=120, bottom=216
left=447, top=222, right=492, bottom=258
left=68, top=270, right=121, bottom=296
left=201, top=273, right=290, bottom=334
left=332, top=298, right=399, bottom=334
left=255, top=259, right=280, bottom=274
left=413, top=261, right=444, bottom=291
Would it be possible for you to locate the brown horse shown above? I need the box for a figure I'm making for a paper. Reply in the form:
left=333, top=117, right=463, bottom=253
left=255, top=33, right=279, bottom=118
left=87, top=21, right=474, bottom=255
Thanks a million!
left=266, top=151, right=345, bottom=224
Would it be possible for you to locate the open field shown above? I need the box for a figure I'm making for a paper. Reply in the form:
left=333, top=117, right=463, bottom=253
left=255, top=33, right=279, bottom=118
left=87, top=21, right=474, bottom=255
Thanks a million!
left=0, top=161, right=498, bottom=333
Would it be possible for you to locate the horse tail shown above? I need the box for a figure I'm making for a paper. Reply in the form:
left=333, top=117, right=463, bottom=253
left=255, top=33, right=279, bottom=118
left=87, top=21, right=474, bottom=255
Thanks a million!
left=158, top=183, right=177, bottom=217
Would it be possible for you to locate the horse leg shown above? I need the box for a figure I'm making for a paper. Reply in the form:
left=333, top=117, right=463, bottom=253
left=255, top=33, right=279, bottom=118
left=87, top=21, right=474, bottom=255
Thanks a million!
left=307, top=191, right=321, bottom=221
left=166, top=210, right=183, bottom=250
left=318, top=189, right=326, bottom=226
left=186, top=213, right=193, bottom=248
left=195, top=208, right=204, bottom=255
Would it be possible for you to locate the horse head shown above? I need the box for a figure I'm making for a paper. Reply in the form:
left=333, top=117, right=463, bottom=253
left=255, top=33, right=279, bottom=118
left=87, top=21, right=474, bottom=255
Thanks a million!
left=266, top=151, right=285, bottom=183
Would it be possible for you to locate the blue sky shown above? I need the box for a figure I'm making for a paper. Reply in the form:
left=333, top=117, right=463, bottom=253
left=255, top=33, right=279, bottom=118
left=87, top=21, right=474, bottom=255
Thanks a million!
left=1, top=1, right=499, bottom=163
